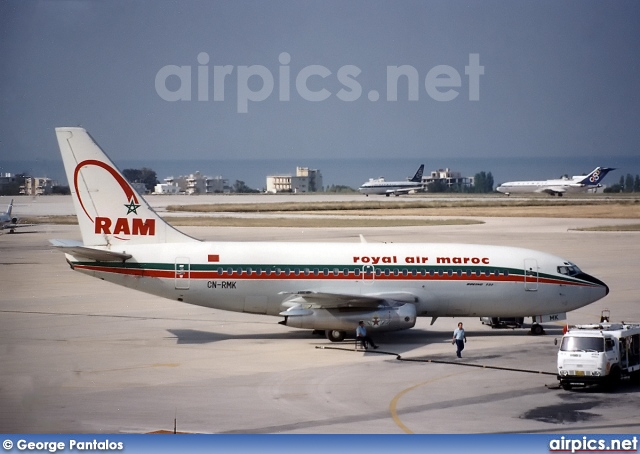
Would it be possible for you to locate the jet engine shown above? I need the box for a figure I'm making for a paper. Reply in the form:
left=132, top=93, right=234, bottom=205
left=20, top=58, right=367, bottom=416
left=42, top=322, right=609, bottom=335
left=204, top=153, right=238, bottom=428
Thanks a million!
left=279, top=302, right=417, bottom=342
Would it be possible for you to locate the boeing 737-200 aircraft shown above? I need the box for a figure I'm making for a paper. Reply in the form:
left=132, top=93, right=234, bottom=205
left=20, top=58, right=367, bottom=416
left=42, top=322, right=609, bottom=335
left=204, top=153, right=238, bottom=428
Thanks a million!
left=358, top=164, right=425, bottom=196
left=51, top=128, right=608, bottom=341
left=496, top=167, right=614, bottom=196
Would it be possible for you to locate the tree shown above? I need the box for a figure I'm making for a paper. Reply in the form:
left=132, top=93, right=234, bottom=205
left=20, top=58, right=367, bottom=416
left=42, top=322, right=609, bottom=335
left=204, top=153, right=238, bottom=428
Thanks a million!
left=604, top=184, right=622, bottom=193
left=486, top=172, right=494, bottom=192
left=625, top=174, right=634, bottom=193
left=427, top=179, right=446, bottom=193
left=634, top=175, right=640, bottom=193
left=51, top=185, right=71, bottom=195
left=325, top=185, right=356, bottom=193
left=474, top=172, right=485, bottom=193
left=123, top=167, right=158, bottom=192
left=473, top=171, right=494, bottom=193
left=233, top=180, right=259, bottom=193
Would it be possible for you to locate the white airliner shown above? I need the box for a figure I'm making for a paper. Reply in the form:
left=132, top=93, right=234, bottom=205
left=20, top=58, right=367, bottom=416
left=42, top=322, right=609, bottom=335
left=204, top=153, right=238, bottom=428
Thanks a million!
left=51, top=128, right=608, bottom=341
left=496, top=167, right=614, bottom=196
left=358, top=164, right=425, bottom=196
left=0, top=199, right=35, bottom=233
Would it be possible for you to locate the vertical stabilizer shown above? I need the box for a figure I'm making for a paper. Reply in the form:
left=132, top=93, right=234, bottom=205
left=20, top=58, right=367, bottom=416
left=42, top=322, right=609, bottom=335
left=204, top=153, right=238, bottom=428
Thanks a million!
left=55, top=127, right=199, bottom=247
left=410, top=164, right=425, bottom=182
left=576, top=167, right=615, bottom=187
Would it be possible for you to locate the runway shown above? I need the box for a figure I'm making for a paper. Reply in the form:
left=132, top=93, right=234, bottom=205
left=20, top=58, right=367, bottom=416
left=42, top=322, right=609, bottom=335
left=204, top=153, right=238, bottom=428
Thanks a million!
left=1, top=196, right=639, bottom=433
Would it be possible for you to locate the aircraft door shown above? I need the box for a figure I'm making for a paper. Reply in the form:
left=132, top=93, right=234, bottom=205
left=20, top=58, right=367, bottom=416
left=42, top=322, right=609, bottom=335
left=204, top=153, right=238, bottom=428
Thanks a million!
left=524, top=258, right=538, bottom=291
left=362, top=265, right=375, bottom=286
left=175, top=257, right=190, bottom=290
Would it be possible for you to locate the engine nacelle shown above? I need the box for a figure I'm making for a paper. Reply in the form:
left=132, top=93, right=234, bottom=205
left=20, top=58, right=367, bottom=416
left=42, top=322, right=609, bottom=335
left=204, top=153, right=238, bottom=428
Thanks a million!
left=11, top=217, right=17, bottom=224
left=281, top=303, right=417, bottom=333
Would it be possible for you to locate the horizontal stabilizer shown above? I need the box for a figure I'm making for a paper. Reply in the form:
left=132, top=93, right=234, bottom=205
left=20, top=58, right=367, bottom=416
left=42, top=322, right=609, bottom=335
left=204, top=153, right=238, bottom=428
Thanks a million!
left=49, top=239, right=132, bottom=261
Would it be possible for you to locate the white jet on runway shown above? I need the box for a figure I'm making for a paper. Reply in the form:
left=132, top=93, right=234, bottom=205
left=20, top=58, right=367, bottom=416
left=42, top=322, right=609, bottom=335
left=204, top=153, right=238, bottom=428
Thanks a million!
left=496, top=167, right=614, bottom=196
left=51, top=128, right=609, bottom=341
left=358, top=164, right=425, bottom=196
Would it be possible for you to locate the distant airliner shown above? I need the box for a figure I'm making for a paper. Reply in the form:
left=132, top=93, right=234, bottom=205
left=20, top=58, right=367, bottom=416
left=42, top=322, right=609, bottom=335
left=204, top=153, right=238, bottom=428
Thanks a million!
left=51, top=128, right=608, bottom=341
left=496, top=167, right=614, bottom=196
left=358, top=164, right=425, bottom=196
left=0, top=199, right=35, bottom=233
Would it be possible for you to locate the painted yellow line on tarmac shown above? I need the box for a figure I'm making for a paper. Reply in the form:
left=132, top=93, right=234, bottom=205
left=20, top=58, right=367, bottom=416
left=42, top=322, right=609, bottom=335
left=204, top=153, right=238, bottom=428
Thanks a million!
left=389, top=372, right=463, bottom=434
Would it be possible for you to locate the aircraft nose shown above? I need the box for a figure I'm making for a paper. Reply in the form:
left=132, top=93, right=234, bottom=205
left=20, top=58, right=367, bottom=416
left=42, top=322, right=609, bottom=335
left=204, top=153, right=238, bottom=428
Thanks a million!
left=576, top=273, right=609, bottom=296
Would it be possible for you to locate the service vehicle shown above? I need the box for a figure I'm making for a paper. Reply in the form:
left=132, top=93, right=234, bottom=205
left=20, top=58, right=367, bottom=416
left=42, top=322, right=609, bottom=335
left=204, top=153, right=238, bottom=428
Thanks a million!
left=557, top=323, right=640, bottom=390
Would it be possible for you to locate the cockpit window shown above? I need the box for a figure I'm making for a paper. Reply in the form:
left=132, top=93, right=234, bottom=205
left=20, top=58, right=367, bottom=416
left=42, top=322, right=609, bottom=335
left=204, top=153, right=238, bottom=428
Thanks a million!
left=557, top=262, right=582, bottom=276
left=560, top=336, right=604, bottom=352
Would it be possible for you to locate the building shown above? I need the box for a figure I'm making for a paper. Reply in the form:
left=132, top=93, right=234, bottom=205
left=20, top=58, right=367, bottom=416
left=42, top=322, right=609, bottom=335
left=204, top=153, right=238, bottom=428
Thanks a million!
left=423, top=168, right=473, bottom=190
left=153, top=181, right=180, bottom=195
left=295, top=167, right=322, bottom=192
left=160, top=172, right=229, bottom=195
left=20, top=177, right=56, bottom=195
left=266, top=167, right=323, bottom=193
left=0, top=173, right=21, bottom=194
left=129, top=182, right=148, bottom=194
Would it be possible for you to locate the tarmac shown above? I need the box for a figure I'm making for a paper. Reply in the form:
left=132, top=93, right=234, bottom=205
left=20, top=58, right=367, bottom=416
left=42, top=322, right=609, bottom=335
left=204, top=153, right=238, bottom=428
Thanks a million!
left=1, top=194, right=640, bottom=433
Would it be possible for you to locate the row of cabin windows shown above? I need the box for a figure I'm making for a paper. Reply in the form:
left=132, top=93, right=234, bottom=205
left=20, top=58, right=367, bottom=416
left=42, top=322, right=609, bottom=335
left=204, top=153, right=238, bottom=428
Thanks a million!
left=211, top=267, right=510, bottom=278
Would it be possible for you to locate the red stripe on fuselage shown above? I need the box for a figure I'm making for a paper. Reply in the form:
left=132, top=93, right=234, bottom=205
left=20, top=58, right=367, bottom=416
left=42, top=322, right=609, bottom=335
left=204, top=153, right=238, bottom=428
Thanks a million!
left=72, top=264, right=598, bottom=288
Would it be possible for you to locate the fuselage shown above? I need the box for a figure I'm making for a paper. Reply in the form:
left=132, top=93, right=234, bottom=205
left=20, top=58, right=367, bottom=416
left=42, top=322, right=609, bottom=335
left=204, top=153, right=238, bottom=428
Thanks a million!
left=66, top=241, right=608, bottom=323
left=358, top=180, right=422, bottom=195
left=496, top=178, right=589, bottom=195
left=496, top=168, right=613, bottom=195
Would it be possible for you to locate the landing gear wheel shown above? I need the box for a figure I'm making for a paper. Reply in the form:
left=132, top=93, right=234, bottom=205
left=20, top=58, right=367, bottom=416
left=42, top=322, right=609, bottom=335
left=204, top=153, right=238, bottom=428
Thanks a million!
left=530, top=324, right=544, bottom=335
left=326, top=330, right=346, bottom=342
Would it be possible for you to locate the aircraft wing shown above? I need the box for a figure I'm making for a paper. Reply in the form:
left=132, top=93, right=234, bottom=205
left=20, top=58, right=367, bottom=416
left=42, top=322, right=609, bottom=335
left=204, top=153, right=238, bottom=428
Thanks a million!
left=387, top=187, right=421, bottom=196
left=279, top=290, right=418, bottom=311
left=1, top=222, right=36, bottom=230
left=537, top=187, right=567, bottom=195
left=49, top=239, right=132, bottom=261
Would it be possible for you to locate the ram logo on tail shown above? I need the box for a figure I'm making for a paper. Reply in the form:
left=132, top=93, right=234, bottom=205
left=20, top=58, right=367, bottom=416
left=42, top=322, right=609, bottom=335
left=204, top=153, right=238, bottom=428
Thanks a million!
left=55, top=127, right=197, bottom=246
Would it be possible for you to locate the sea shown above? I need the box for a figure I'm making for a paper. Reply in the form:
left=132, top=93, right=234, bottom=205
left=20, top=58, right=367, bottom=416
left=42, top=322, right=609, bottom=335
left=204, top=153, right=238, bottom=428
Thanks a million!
left=2, top=156, right=639, bottom=191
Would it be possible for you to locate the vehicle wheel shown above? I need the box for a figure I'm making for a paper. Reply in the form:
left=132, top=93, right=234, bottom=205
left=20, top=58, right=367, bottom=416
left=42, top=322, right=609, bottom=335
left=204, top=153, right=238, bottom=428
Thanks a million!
left=531, top=324, right=544, bottom=335
left=561, top=382, right=572, bottom=391
left=325, top=330, right=346, bottom=342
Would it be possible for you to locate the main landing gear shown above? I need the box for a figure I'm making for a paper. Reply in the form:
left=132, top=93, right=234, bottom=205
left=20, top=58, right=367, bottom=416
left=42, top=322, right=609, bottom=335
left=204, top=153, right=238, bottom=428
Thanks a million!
left=325, top=330, right=346, bottom=342
left=530, top=323, right=545, bottom=335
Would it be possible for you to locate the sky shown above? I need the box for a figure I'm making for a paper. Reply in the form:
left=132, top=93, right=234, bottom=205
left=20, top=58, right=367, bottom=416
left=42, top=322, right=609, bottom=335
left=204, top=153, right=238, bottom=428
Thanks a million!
left=1, top=0, right=639, bottom=186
